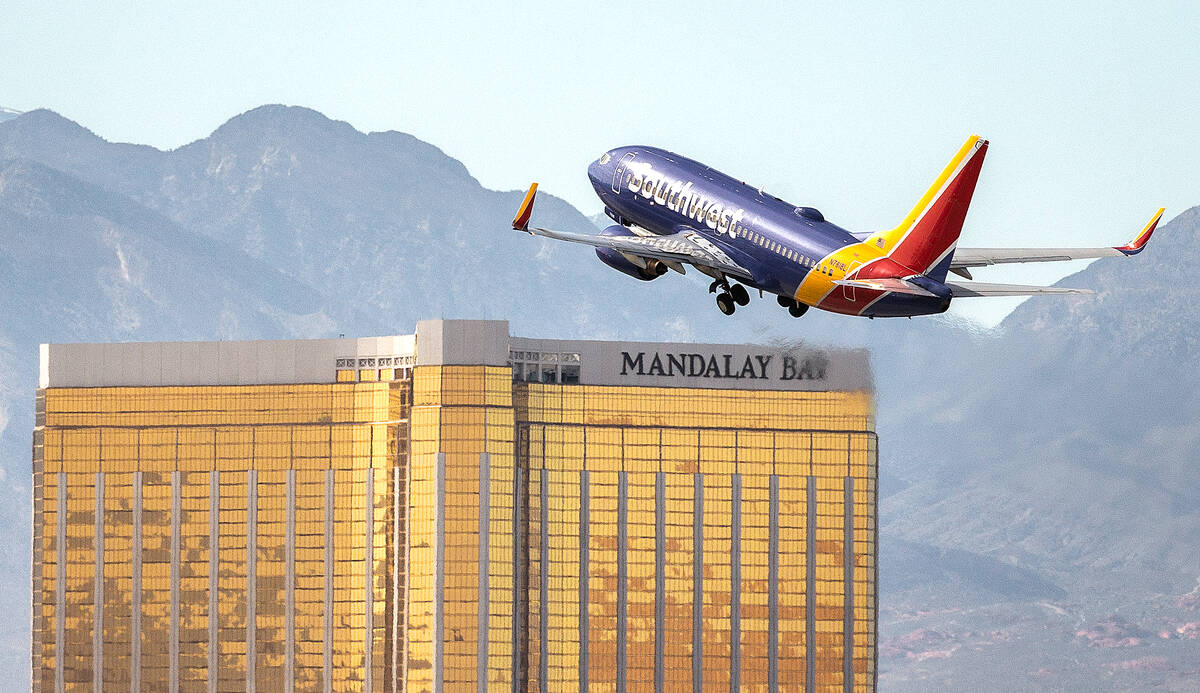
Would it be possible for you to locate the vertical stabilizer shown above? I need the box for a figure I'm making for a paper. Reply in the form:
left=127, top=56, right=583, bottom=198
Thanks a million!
left=864, top=136, right=988, bottom=280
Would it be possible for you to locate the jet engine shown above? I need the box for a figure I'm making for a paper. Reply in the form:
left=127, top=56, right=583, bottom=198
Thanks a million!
left=594, top=225, right=668, bottom=281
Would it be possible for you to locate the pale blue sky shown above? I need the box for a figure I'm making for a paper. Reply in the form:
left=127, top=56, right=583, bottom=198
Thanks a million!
left=3, top=1, right=1197, bottom=325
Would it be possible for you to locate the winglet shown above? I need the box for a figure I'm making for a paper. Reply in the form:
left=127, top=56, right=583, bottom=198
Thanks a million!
left=1115, top=207, right=1164, bottom=256
left=512, top=182, right=538, bottom=231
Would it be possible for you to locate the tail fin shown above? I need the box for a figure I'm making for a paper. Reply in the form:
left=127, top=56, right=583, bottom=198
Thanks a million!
left=865, top=135, right=988, bottom=280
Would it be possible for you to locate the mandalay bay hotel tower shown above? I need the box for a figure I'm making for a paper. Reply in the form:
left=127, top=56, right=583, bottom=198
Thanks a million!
left=32, top=319, right=877, bottom=692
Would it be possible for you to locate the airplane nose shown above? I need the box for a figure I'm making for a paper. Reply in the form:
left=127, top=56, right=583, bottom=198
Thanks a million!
left=588, top=152, right=612, bottom=187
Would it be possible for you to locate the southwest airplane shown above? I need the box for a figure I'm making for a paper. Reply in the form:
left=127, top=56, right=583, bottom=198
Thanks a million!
left=512, top=135, right=1163, bottom=318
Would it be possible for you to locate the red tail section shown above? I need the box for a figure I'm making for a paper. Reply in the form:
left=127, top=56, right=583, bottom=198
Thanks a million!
left=866, top=136, right=988, bottom=280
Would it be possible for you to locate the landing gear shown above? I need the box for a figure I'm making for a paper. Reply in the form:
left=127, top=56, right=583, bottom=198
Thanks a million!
left=709, top=275, right=748, bottom=315
left=778, top=294, right=809, bottom=318
left=716, top=293, right=736, bottom=315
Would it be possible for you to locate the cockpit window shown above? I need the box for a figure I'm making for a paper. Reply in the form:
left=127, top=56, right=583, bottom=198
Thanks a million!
left=598, top=152, right=611, bottom=165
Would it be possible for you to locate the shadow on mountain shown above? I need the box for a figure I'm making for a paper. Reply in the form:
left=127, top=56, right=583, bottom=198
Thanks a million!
left=882, top=539, right=1066, bottom=601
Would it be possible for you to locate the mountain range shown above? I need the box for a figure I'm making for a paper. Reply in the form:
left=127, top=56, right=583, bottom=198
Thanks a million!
left=2, top=105, right=1198, bottom=690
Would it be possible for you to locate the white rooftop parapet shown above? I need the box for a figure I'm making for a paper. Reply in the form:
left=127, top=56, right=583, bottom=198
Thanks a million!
left=39, top=319, right=871, bottom=393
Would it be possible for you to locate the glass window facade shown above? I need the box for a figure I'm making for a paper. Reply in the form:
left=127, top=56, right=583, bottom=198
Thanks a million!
left=512, top=384, right=876, bottom=692
left=32, top=331, right=876, bottom=692
left=33, top=382, right=411, bottom=693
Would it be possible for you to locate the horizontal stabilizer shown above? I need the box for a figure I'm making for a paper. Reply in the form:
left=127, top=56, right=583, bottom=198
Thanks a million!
left=946, top=281, right=1093, bottom=297
left=834, top=277, right=937, bottom=297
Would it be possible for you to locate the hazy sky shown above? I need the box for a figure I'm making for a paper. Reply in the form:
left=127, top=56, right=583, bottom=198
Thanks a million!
left=3, top=1, right=1197, bottom=324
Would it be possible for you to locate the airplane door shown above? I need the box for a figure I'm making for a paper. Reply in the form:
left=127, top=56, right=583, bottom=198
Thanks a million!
left=612, top=153, right=636, bottom=194
left=843, top=262, right=862, bottom=301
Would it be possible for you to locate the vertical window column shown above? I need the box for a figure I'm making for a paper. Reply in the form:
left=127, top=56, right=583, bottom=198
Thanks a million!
left=539, top=470, right=549, bottom=693
left=654, top=471, right=665, bottom=692
left=433, top=453, right=445, bottom=693
left=843, top=476, right=855, bottom=693
left=578, top=469, right=589, bottom=693
left=208, top=472, right=219, bottom=693
left=477, top=454, right=490, bottom=693
left=93, top=471, right=104, bottom=693
left=511, top=464, right=526, bottom=686
left=392, top=465, right=403, bottom=693
left=731, top=473, right=742, bottom=693
left=323, top=469, right=334, bottom=693
left=132, top=469, right=143, bottom=693
left=247, top=469, right=257, bottom=693
left=768, top=475, right=780, bottom=693
left=365, top=466, right=375, bottom=693
left=55, top=473, right=65, bottom=693
left=170, top=471, right=181, bottom=693
left=616, top=472, right=627, bottom=693
left=692, top=474, right=703, bottom=692
left=806, top=476, right=816, bottom=693
left=285, top=470, right=296, bottom=693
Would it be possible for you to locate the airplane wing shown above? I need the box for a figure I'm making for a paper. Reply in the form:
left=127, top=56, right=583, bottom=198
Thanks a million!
left=511, top=183, right=752, bottom=278
left=945, top=281, right=1093, bottom=297
left=950, top=208, right=1163, bottom=277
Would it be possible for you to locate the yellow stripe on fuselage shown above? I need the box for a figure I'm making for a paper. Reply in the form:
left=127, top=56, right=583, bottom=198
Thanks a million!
left=792, top=243, right=886, bottom=307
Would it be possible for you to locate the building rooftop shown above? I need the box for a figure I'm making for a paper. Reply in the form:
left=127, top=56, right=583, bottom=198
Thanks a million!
left=40, top=319, right=872, bottom=392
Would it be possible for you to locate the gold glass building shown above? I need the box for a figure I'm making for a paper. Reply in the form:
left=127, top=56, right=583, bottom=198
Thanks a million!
left=33, top=319, right=876, bottom=692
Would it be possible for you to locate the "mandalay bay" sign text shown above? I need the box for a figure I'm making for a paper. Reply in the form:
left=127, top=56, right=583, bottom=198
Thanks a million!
left=619, top=351, right=827, bottom=381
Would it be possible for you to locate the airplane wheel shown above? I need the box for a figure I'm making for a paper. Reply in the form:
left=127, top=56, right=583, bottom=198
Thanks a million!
left=789, top=303, right=808, bottom=318
left=730, top=284, right=750, bottom=306
left=777, top=295, right=792, bottom=308
left=716, top=293, right=736, bottom=315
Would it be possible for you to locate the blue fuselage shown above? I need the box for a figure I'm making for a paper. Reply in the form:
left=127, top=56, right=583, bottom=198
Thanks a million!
left=586, top=146, right=947, bottom=317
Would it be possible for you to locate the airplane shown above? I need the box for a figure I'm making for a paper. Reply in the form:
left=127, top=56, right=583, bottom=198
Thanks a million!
left=511, top=135, right=1163, bottom=318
